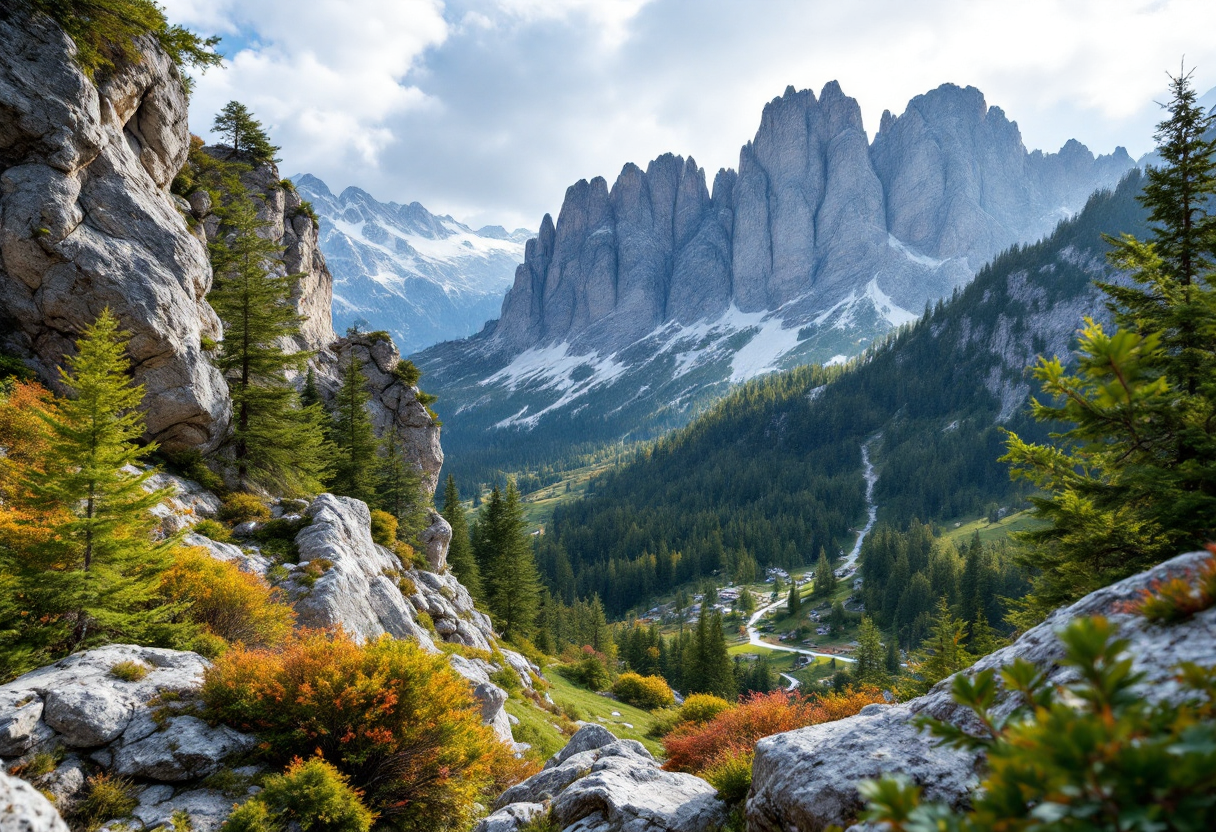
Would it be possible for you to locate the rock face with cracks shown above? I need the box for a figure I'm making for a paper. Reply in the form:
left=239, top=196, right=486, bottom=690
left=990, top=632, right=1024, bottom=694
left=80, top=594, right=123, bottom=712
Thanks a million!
left=479, top=724, right=727, bottom=832
left=0, top=8, right=228, bottom=452
left=745, top=549, right=1216, bottom=831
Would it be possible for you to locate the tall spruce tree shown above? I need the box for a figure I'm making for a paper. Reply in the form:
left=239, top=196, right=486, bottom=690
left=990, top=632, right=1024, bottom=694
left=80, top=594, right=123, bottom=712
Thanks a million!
left=212, top=101, right=280, bottom=163
left=812, top=548, right=837, bottom=599
left=374, top=425, right=428, bottom=542
left=787, top=582, right=802, bottom=616
left=476, top=481, right=541, bottom=643
left=1002, top=69, right=1216, bottom=625
left=328, top=353, right=378, bottom=503
left=853, top=616, right=889, bottom=688
left=441, top=475, right=480, bottom=598
left=0, top=311, right=185, bottom=676
left=209, top=184, right=330, bottom=494
left=904, top=597, right=972, bottom=696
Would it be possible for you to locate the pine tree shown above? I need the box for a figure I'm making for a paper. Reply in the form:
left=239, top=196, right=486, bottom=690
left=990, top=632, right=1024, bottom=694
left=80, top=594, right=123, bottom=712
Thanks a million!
left=375, top=425, right=428, bottom=542
left=328, top=353, right=378, bottom=503
left=1002, top=69, right=1216, bottom=625
left=0, top=311, right=185, bottom=675
left=209, top=185, right=329, bottom=494
left=829, top=600, right=847, bottom=634
left=905, top=596, right=972, bottom=696
left=441, top=475, right=480, bottom=598
left=853, top=616, right=888, bottom=688
left=213, top=101, right=280, bottom=163
left=787, top=582, right=802, bottom=616
left=813, top=548, right=837, bottom=599
left=477, top=481, right=541, bottom=643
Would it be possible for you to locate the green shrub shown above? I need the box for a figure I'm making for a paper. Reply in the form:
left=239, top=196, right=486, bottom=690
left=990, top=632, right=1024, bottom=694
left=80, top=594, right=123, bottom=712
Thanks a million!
left=224, top=757, right=375, bottom=832
left=860, top=616, right=1216, bottom=832
left=370, top=510, right=398, bottom=547
left=560, top=652, right=613, bottom=692
left=193, top=518, right=233, bottom=543
left=109, top=660, right=150, bottom=682
left=392, top=361, right=421, bottom=388
left=491, top=667, right=523, bottom=696
left=160, top=448, right=224, bottom=493
left=253, top=517, right=306, bottom=562
left=73, top=773, right=138, bottom=830
left=7, top=750, right=60, bottom=779
left=678, top=694, right=734, bottom=725
left=397, top=575, right=417, bottom=597
left=220, top=493, right=270, bottom=523
left=290, top=201, right=319, bottom=229
left=612, top=672, right=675, bottom=710
left=702, top=748, right=753, bottom=805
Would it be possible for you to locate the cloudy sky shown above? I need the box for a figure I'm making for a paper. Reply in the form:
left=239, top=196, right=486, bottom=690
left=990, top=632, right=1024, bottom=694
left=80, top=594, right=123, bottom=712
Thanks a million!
left=161, top=0, right=1216, bottom=231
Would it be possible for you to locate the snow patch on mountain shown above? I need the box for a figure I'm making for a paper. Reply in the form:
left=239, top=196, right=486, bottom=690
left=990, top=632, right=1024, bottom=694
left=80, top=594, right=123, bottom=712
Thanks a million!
left=293, top=174, right=529, bottom=354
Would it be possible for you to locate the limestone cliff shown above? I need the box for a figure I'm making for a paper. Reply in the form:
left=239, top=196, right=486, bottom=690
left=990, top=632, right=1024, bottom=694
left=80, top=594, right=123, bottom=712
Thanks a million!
left=0, top=7, right=227, bottom=451
left=0, top=6, right=441, bottom=492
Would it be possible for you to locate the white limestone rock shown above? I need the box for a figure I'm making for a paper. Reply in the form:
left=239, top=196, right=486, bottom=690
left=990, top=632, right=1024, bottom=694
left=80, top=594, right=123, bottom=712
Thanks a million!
left=490, top=726, right=726, bottom=832
left=0, top=771, right=69, bottom=832
left=112, top=716, right=256, bottom=782
left=746, top=549, right=1216, bottom=831
left=0, top=11, right=229, bottom=452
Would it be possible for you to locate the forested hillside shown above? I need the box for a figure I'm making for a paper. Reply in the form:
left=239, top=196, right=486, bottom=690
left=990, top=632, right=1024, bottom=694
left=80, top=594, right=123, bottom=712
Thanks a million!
left=538, top=171, right=1149, bottom=616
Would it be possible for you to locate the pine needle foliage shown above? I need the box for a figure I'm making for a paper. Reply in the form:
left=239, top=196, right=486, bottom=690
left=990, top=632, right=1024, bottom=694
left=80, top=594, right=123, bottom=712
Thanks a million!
left=208, top=184, right=331, bottom=495
left=328, top=353, right=379, bottom=503
left=0, top=311, right=184, bottom=677
left=1002, top=70, right=1216, bottom=627
left=441, top=475, right=481, bottom=598
left=374, top=426, right=429, bottom=543
left=26, top=0, right=222, bottom=88
left=475, top=481, right=541, bottom=643
left=212, top=101, right=280, bottom=164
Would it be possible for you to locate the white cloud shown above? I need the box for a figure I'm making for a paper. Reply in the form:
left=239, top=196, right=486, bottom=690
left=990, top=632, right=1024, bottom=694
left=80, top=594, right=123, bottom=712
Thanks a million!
left=161, top=0, right=1216, bottom=231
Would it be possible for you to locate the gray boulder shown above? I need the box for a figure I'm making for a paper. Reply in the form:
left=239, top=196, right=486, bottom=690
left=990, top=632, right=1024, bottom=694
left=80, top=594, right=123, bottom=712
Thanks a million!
left=0, top=771, right=69, bottom=832
left=112, top=716, right=255, bottom=782
left=487, top=726, right=726, bottom=832
left=746, top=549, right=1216, bottom=831
left=473, top=802, right=547, bottom=832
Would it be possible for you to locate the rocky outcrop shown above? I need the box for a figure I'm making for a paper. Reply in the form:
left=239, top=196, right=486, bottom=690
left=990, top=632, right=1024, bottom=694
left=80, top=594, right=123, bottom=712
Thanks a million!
left=0, top=770, right=70, bottom=832
left=746, top=550, right=1216, bottom=831
left=0, top=645, right=258, bottom=831
left=250, top=493, right=534, bottom=744
left=487, top=82, right=1133, bottom=358
left=479, top=724, right=727, bottom=832
left=0, top=7, right=228, bottom=452
left=310, top=333, right=443, bottom=494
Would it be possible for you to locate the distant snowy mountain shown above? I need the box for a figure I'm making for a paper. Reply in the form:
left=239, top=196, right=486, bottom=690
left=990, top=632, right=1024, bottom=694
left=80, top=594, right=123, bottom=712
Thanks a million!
left=292, top=174, right=529, bottom=354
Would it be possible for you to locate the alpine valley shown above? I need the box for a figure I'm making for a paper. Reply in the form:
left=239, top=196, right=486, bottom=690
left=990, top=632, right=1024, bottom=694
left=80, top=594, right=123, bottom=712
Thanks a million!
left=408, top=82, right=1135, bottom=485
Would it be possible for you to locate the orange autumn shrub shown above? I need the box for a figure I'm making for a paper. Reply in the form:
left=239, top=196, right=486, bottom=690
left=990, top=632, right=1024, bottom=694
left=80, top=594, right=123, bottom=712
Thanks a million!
left=0, top=380, right=55, bottom=488
left=1124, top=549, right=1216, bottom=624
left=203, top=630, right=522, bottom=832
left=161, top=547, right=295, bottom=650
left=662, top=687, right=886, bottom=775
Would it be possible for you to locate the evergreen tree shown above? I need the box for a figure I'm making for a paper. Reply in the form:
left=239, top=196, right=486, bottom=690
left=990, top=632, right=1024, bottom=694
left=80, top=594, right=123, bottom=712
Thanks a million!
left=812, top=548, right=837, bottom=599
left=0, top=311, right=184, bottom=675
left=853, top=616, right=888, bottom=688
left=1003, top=69, right=1216, bottom=625
left=477, top=481, right=541, bottom=642
left=209, top=185, right=329, bottom=494
left=328, top=353, right=378, bottom=503
left=213, top=101, right=280, bottom=163
left=829, top=600, right=847, bottom=634
left=737, top=587, right=756, bottom=616
left=374, top=425, right=428, bottom=542
left=885, top=637, right=901, bottom=676
left=905, top=596, right=973, bottom=696
left=441, top=475, right=480, bottom=598
left=686, top=607, right=735, bottom=699
left=787, top=582, right=802, bottom=616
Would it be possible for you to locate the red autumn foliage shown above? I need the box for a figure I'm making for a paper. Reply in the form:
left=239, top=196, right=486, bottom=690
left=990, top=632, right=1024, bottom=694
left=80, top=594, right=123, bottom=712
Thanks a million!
left=662, top=687, right=887, bottom=775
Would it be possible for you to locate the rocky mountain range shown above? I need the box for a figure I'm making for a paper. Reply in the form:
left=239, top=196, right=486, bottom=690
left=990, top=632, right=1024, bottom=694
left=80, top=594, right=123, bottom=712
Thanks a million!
left=292, top=174, right=530, bottom=354
left=415, top=81, right=1136, bottom=486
